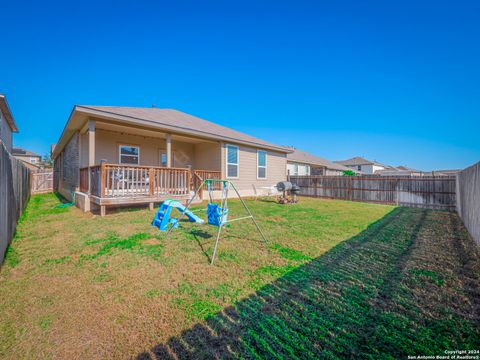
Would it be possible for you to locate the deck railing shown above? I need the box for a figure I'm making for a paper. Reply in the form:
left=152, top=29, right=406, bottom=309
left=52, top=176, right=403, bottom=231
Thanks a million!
left=193, top=169, right=222, bottom=198
left=80, top=164, right=197, bottom=198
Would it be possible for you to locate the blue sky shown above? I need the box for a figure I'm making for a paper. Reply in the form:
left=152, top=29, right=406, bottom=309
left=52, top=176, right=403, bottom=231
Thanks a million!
left=1, top=0, right=479, bottom=170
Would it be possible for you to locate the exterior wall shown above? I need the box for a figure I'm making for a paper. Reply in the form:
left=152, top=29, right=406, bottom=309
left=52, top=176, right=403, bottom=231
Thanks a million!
left=194, top=142, right=221, bottom=170
left=345, top=164, right=384, bottom=174
left=93, top=129, right=196, bottom=168
left=325, top=168, right=344, bottom=176
left=0, top=110, right=13, bottom=152
left=79, top=131, right=89, bottom=167
left=13, top=155, right=42, bottom=164
left=223, top=143, right=287, bottom=196
left=287, top=162, right=310, bottom=176
left=311, top=166, right=325, bottom=176
left=55, top=132, right=80, bottom=200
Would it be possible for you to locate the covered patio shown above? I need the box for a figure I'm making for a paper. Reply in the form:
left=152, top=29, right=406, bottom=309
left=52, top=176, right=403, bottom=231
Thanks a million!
left=76, top=118, right=222, bottom=215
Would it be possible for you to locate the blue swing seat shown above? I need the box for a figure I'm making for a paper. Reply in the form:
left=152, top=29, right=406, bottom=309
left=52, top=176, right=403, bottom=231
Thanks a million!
left=207, top=203, right=229, bottom=226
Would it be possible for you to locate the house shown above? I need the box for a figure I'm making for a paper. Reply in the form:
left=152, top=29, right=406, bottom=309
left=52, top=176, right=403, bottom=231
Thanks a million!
left=0, top=94, right=19, bottom=152
left=375, top=165, right=423, bottom=177
left=286, top=147, right=353, bottom=176
left=12, top=147, right=42, bottom=166
left=335, top=156, right=392, bottom=175
left=52, top=106, right=291, bottom=215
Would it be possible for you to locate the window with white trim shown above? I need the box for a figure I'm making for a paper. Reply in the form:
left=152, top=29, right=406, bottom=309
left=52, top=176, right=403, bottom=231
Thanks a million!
left=257, top=150, right=267, bottom=179
left=226, top=144, right=239, bottom=178
left=119, top=145, right=139, bottom=165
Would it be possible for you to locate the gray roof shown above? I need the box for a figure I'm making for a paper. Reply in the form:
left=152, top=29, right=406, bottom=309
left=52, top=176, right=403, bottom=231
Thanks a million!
left=12, top=147, right=41, bottom=157
left=396, top=165, right=421, bottom=172
left=78, top=106, right=291, bottom=153
left=287, top=148, right=351, bottom=171
left=0, top=95, right=18, bottom=133
left=335, top=156, right=387, bottom=167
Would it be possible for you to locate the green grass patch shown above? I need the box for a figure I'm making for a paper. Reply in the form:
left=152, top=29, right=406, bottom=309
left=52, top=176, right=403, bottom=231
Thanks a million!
left=270, top=243, right=312, bottom=262
left=4, top=245, right=20, bottom=268
left=82, top=232, right=164, bottom=261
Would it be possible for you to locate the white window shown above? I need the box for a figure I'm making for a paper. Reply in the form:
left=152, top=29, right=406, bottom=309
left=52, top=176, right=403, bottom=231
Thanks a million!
left=257, top=150, right=267, bottom=179
left=30, top=158, right=37, bottom=164
left=119, top=145, right=139, bottom=165
left=226, top=144, right=239, bottom=178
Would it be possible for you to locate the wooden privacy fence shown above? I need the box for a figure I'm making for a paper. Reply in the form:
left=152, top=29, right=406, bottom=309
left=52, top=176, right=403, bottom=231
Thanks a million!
left=31, top=171, right=54, bottom=194
left=456, top=161, right=480, bottom=245
left=0, top=142, right=30, bottom=264
left=289, top=175, right=456, bottom=210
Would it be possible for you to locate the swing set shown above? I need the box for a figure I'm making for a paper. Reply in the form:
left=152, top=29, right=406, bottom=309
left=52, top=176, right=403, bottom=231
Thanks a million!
left=161, top=179, right=268, bottom=264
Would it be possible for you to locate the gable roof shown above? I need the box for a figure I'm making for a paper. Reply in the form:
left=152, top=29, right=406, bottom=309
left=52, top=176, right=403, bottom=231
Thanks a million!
left=396, top=165, right=421, bottom=172
left=0, top=95, right=19, bottom=133
left=12, top=147, right=41, bottom=157
left=287, top=147, right=351, bottom=171
left=335, top=156, right=386, bottom=167
left=53, top=106, right=292, bottom=158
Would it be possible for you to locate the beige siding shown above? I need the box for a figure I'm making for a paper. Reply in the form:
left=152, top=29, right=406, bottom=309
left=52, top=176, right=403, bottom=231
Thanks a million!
left=194, top=142, right=221, bottom=171
left=93, top=129, right=195, bottom=168
left=222, top=143, right=287, bottom=196
left=0, top=111, right=12, bottom=152
left=79, top=132, right=89, bottom=167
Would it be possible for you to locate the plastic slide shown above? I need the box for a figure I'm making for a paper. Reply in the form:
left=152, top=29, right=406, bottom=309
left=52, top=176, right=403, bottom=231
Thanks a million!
left=152, top=199, right=204, bottom=231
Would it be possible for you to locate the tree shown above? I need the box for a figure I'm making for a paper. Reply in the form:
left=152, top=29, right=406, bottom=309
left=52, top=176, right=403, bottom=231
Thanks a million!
left=343, top=170, right=357, bottom=176
left=42, top=153, right=53, bottom=167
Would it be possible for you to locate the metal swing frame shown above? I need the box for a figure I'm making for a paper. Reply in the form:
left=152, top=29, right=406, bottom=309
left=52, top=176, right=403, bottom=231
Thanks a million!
left=164, top=179, right=268, bottom=264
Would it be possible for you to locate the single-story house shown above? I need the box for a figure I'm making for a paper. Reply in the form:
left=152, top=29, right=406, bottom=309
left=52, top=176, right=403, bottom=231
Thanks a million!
left=286, top=147, right=353, bottom=176
left=12, top=147, right=42, bottom=165
left=52, top=106, right=292, bottom=215
left=376, top=165, right=423, bottom=177
left=334, top=156, right=393, bottom=175
left=0, top=94, right=19, bottom=153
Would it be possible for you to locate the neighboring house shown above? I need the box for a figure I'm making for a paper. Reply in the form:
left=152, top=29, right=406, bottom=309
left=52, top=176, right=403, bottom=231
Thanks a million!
left=430, top=169, right=461, bottom=176
left=286, top=147, right=353, bottom=176
left=375, top=165, right=424, bottom=177
left=0, top=94, right=19, bottom=152
left=52, top=106, right=292, bottom=215
left=12, top=147, right=42, bottom=165
left=335, top=156, right=391, bottom=175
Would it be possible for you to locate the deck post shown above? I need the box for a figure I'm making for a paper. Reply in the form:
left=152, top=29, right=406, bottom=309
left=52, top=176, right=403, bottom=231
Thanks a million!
left=100, top=161, right=106, bottom=197
left=149, top=168, right=154, bottom=196
left=149, top=202, right=154, bottom=211
left=166, top=134, right=172, bottom=168
left=100, top=205, right=106, bottom=217
left=87, top=120, right=96, bottom=195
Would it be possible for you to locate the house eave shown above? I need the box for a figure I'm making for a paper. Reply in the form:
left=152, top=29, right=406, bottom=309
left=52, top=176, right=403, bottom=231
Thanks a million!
left=53, top=106, right=292, bottom=158
left=0, top=95, right=19, bottom=133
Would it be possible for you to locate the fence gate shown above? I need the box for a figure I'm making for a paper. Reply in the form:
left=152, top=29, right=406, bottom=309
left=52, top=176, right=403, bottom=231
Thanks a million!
left=31, top=171, right=54, bottom=194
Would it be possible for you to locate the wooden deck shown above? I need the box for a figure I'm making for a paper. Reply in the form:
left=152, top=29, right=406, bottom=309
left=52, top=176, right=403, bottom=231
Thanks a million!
left=79, top=164, right=221, bottom=213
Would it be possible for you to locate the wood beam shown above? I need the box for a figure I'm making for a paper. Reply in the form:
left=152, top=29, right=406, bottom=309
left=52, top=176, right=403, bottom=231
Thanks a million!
left=166, top=134, right=172, bottom=168
left=88, top=120, right=96, bottom=167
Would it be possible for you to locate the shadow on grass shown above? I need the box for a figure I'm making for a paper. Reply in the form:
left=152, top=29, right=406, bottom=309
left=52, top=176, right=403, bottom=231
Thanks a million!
left=137, top=207, right=480, bottom=359
left=54, top=191, right=70, bottom=204
left=190, top=228, right=214, bottom=263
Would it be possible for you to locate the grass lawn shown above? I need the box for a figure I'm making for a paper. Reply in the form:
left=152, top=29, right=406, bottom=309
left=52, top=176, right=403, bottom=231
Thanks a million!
left=0, top=193, right=479, bottom=359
